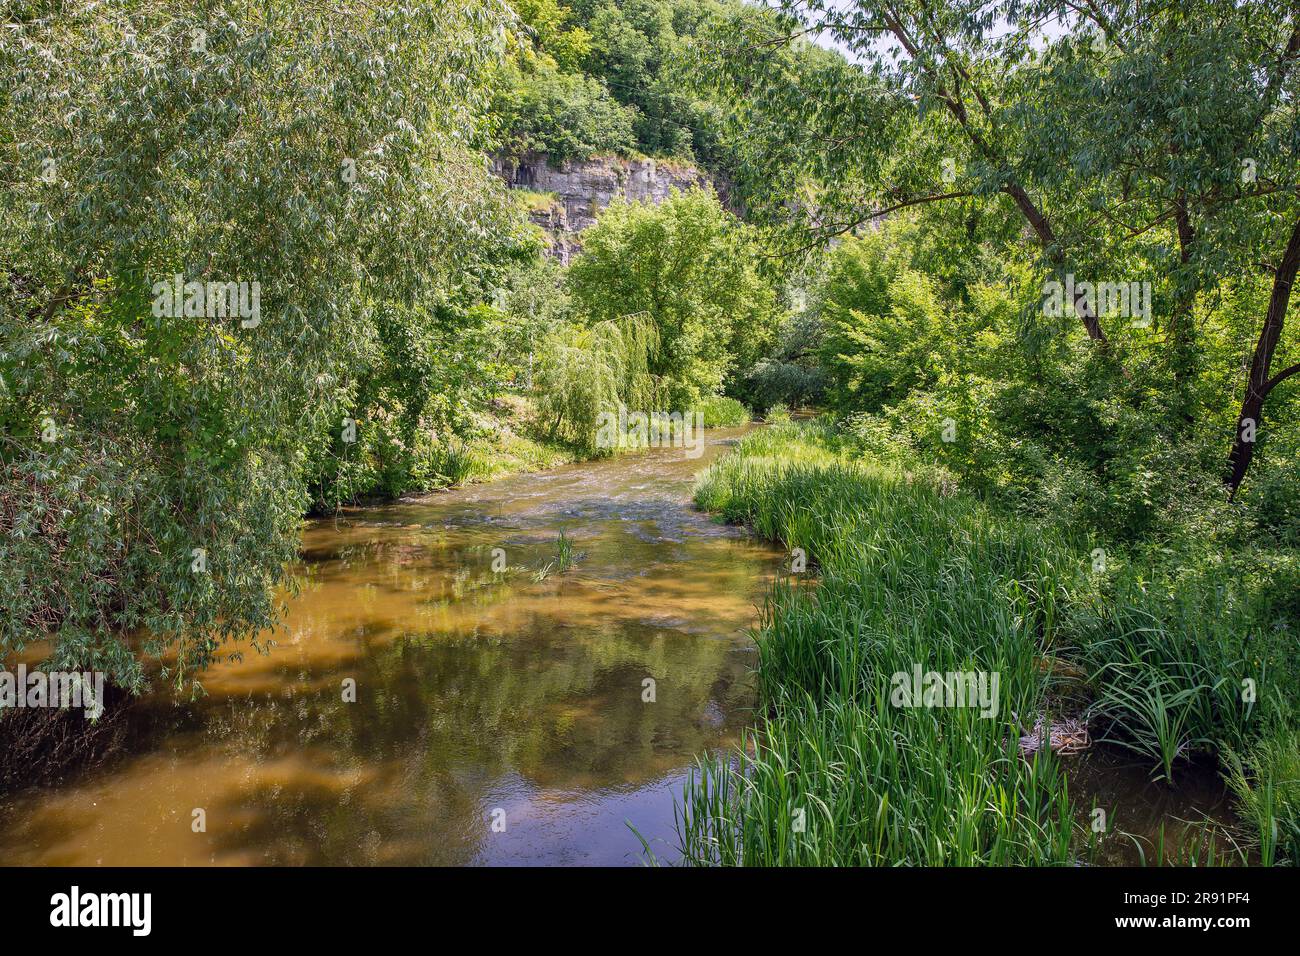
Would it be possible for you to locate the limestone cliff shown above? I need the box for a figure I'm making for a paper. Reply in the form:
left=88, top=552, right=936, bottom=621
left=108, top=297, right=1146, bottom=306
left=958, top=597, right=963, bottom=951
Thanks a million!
left=493, top=152, right=720, bottom=263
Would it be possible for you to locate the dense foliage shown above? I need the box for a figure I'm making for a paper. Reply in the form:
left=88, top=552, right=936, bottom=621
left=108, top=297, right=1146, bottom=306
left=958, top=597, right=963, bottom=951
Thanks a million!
left=491, top=8, right=639, bottom=163
left=3, top=0, right=1296, bottom=870
left=803, top=216, right=1299, bottom=544
left=523, top=188, right=773, bottom=450
left=0, top=0, right=521, bottom=690
left=698, top=0, right=1300, bottom=506
left=490, top=0, right=868, bottom=211
left=672, top=0, right=1300, bottom=867
left=568, top=188, right=780, bottom=407
left=685, top=421, right=1298, bottom=865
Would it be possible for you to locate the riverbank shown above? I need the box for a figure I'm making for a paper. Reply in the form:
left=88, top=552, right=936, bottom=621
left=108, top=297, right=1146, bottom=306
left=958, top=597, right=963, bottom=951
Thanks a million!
left=680, top=420, right=1299, bottom=866
left=332, top=393, right=754, bottom=508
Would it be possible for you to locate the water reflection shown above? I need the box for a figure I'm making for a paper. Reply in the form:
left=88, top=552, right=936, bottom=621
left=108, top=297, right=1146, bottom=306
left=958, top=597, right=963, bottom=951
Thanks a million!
left=0, top=428, right=777, bottom=865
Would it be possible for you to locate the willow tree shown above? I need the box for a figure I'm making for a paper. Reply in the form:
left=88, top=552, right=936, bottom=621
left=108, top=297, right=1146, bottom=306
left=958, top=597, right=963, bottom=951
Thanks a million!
left=533, top=312, right=661, bottom=452
left=567, top=188, right=781, bottom=408
left=694, top=0, right=1299, bottom=499
left=0, top=0, right=516, bottom=691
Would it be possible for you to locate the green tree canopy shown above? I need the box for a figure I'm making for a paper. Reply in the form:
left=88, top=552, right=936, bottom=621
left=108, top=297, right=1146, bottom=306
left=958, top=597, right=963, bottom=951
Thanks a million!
left=566, top=187, right=780, bottom=406
left=696, top=0, right=1300, bottom=497
left=0, top=0, right=520, bottom=690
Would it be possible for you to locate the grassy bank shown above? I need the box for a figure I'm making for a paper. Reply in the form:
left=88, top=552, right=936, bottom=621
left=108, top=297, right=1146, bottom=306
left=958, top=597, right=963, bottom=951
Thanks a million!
left=418, top=393, right=752, bottom=488
left=680, top=421, right=1298, bottom=866
left=456, top=395, right=582, bottom=483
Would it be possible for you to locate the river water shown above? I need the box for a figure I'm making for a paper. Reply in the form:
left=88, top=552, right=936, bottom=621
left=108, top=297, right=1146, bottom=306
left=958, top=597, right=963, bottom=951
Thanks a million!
left=0, top=422, right=1240, bottom=866
left=0, top=426, right=779, bottom=865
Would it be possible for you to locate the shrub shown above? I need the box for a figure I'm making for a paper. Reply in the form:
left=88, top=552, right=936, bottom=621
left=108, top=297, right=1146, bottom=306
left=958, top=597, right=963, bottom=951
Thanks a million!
left=696, top=395, right=749, bottom=428
left=498, top=69, right=638, bottom=163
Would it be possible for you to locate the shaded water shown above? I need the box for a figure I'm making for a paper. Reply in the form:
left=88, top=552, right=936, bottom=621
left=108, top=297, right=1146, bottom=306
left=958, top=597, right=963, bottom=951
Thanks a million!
left=0, top=427, right=779, bottom=865
left=1070, top=747, right=1241, bottom=866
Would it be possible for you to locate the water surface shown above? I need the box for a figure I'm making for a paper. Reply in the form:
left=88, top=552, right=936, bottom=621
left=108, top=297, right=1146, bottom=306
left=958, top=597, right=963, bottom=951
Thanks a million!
left=0, top=427, right=778, bottom=865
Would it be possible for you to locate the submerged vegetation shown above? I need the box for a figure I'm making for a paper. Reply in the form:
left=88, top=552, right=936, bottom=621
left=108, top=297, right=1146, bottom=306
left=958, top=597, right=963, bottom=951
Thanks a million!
left=532, top=530, right=579, bottom=581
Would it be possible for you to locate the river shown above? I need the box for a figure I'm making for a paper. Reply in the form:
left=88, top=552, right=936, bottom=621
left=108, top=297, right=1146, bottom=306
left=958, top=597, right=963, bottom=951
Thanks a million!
left=0, top=425, right=779, bottom=865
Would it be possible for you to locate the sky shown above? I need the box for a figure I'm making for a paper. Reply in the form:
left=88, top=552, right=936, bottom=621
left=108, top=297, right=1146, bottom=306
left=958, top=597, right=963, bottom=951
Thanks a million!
left=756, top=0, right=1076, bottom=66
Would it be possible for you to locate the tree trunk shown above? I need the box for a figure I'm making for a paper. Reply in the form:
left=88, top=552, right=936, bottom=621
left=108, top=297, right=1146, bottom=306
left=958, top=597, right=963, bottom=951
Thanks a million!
left=1003, top=183, right=1109, bottom=344
left=1225, top=214, right=1300, bottom=497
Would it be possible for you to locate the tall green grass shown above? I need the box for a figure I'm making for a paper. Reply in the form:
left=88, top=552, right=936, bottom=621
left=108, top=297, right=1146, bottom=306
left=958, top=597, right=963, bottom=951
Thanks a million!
left=1226, top=733, right=1300, bottom=866
left=680, top=421, right=1297, bottom=866
left=696, top=395, right=750, bottom=428
left=532, top=530, right=577, bottom=582
left=683, top=423, right=1080, bottom=864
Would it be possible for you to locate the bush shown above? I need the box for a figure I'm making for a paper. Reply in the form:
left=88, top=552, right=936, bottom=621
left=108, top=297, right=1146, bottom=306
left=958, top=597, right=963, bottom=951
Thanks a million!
left=567, top=188, right=781, bottom=408
left=497, top=69, right=638, bottom=163
left=696, top=395, right=749, bottom=428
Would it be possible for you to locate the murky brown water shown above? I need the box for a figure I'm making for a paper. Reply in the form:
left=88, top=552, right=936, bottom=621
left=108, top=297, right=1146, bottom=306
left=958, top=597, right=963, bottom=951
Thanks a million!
left=1070, top=747, right=1243, bottom=866
left=0, top=427, right=779, bottom=865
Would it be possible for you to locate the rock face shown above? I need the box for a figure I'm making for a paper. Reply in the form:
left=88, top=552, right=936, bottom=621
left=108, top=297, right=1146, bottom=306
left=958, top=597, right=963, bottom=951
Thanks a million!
left=493, top=152, right=717, bottom=263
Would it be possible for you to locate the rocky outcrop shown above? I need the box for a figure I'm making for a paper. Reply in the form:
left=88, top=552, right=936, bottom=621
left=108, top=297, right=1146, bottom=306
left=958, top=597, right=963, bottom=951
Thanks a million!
left=494, top=152, right=719, bottom=263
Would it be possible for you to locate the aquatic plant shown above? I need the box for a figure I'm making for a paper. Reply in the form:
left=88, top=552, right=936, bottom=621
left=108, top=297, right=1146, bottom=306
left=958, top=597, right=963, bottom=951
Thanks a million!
left=532, top=530, right=578, bottom=582
left=681, top=420, right=1297, bottom=866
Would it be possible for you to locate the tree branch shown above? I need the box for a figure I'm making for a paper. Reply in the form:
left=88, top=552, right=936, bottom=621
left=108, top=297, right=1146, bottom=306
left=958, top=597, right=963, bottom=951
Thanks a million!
left=1264, top=361, right=1300, bottom=396
left=764, top=190, right=974, bottom=258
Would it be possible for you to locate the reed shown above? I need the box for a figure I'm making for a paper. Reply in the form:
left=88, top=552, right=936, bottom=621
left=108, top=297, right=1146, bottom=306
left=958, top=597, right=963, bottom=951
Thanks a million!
left=680, top=420, right=1297, bottom=866
left=532, top=530, right=577, bottom=582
